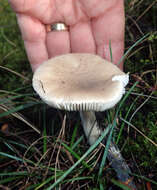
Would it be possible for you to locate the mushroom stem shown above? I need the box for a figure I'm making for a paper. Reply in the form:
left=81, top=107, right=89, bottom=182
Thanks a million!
left=80, top=111, right=136, bottom=189
left=80, top=111, right=101, bottom=145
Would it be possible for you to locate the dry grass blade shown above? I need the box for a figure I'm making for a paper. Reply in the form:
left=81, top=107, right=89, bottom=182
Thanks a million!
left=0, top=104, right=40, bottom=134
left=23, top=136, right=53, bottom=159
left=120, top=117, right=157, bottom=147
left=0, top=185, right=11, bottom=190
left=87, top=146, right=103, bottom=175
left=136, top=0, right=157, bottom=22
left=128, top=92, right=154, bottom=134
left=129, top=92, right=157, bottom=99
left=55, top=114, right=66, bottom=186
left=127, top=15, right=144, bottom=35
left=141, top=69, right=156, bottom=77
left=0, top=65, right=30, bottom=81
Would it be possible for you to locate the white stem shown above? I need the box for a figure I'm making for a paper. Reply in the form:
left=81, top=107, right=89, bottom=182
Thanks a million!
left=80, top=111, right=136, bottom=189
left=80, top=111, right=101, bottom=145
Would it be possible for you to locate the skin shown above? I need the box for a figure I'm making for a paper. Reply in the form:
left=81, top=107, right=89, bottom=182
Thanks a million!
left=9, top=0, right=125, bottom=71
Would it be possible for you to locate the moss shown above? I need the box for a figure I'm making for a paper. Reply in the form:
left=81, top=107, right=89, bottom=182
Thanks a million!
left=0, top=1, right=31, bottom=91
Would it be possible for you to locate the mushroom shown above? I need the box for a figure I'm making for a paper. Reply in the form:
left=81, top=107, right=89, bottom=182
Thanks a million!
left=32, top=53, right=128, bottom=143
left=32, top=53, right=136, bottom=188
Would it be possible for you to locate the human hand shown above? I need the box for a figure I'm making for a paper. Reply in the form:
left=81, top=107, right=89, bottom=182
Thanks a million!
left=9, top=0, right=124, bottom=71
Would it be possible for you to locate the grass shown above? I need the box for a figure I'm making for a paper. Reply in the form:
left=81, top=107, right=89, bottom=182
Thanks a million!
left=0, top=0, right=157, bottom=189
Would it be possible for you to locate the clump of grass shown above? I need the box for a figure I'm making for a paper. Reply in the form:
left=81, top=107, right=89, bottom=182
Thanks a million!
left=0, top=1, right=31, bottom=91
left=0, top=1, right=157, bottom=189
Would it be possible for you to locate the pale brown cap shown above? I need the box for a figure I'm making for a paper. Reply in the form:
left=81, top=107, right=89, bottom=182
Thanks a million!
left=32, top=53, right=129, bottom=111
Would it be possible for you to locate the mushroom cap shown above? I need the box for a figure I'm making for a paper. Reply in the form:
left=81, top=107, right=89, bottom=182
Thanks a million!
left=32, top=53, right=129, bottom=111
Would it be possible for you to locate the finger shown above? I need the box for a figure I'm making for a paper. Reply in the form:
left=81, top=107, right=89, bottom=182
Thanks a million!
left=79, top=0, right=119, bottom=17
left=8, top=0, right=36, bottom=12
left=16, top=14, right=48, bottom=71
left=92, top=1, right=124, bottom=69
left=8, top=0, right=61, bottom=24
left=97, top=42, right=124, bottom=70
left=46, top=31, right=70, bottom=57
left=70, top=21, right=96, bottom=53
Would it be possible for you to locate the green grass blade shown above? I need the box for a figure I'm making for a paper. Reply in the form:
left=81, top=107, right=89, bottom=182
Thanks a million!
left=12, top=85, right=32, bottom=92
left=43, top=105, right=47, bottom=154
left=71, top=135, right=84, bottom=150
left=63, top=176, right=93, bottom=183
left=4, top=142, right=14, bottom=152
left=111, top=178, right=133, bottom=190
left=0, top=102, right=40, bottom=118
left=61, top=142, right=90, bottom=169
left=0, top=152, right=24, bottom=162
left=116, top=95, right=139, bottom=144
left=99, top=183, right=104, bottom=190
left=46, top=125, right=111, bottom=190
left=35, top=174, right=60, bottom=190
left=109, top=40, right=113, bottom=62
left=6, top=139, right=28, bottom=149
left=0, top=171, right=28, bottom=176
left=116, top=81, right=139, bottom=114
left=98, top=123, right=116, bottom=178
left=117, top=33, right=149, bottom=65
left=70, top=124, right=79, bottom=148
left=0, top=176, right=24, bottom=185
left=26, top=183, right=41, bottom=190
left=0, top=152, right=34, bottom=165
left=132, top=173, right=157, bottom=185
left=0, top=94, right=35, bottom=104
